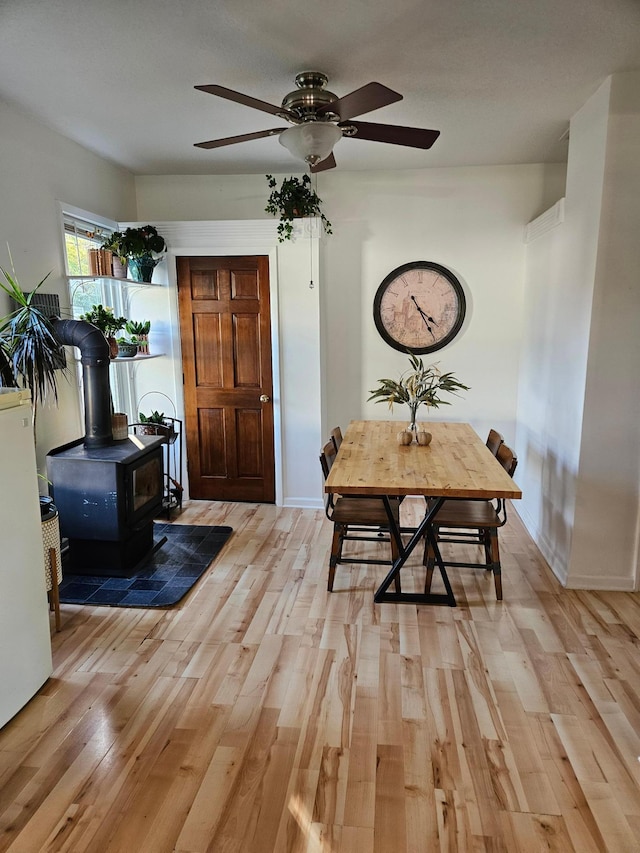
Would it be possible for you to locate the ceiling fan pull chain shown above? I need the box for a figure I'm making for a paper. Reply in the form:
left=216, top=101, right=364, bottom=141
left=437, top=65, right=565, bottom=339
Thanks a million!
left=309, top=214, right=314, bottom=289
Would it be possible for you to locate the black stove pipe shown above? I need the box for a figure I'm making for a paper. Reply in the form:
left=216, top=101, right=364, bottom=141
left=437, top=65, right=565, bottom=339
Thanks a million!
left=52, top=318, right=113, bottom=448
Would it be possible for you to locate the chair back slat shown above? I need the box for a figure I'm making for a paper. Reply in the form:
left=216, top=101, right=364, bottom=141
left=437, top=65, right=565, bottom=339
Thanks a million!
left=496, top=443, right=518, bottom=477
left=330, top=426, right=343, bottom=451
left=486, top=428, right=504, bottom=456
left=320, top=440, right=337, bottom=480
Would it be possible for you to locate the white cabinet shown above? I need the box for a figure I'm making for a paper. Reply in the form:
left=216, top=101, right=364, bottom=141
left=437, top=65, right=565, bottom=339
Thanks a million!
left=0, top=390, right=52, bottom=728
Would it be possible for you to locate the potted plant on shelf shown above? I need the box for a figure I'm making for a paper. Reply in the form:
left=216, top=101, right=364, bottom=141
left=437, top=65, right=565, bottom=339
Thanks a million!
left=265, top=174, right=332, bottom=242
left=125, top=319, right=151, bottom=354
left=368, top=352, right=469, bottom=442
left=115, top=337, right=138, bottom=358
left=99, top=231, right=128, bottom=278
left=79, top=304, right=127, bottom=358
left=137, top=409, right=176, bottom=441
left=122, top=225, right=167, bottom=282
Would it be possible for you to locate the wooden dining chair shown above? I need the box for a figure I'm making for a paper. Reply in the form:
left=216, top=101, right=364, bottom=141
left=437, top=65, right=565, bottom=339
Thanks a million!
left=423, top=443, right=518, bottom=600
left=486, top=428, right=504, bottom=457
left=320, top=440, right=401, bottom=592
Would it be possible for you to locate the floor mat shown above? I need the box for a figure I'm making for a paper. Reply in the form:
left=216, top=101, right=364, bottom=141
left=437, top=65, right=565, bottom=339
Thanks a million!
left=58, top=523, right=233, bottom=608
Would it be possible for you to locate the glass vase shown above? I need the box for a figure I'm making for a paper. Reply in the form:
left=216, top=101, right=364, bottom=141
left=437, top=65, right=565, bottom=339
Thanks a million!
left=128, top=256, right=158, bottom=283
left=408, top=402, right=419, bottom=433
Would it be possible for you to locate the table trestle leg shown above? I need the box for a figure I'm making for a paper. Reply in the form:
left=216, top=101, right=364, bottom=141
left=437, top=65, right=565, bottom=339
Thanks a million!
left=374, top=497, right=457, bottom=606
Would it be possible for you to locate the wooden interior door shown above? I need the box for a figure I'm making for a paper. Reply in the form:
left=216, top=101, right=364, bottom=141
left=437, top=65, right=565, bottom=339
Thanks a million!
left=176, top=256, right=275, bottom=502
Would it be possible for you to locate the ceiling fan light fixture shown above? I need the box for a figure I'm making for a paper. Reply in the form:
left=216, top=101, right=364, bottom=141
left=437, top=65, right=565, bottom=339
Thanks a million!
left=279, top=122, right=342, bottom=165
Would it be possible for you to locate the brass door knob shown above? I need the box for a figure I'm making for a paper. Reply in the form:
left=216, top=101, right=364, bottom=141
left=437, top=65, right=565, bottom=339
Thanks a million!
left=260, top=394, right=270, bottom=403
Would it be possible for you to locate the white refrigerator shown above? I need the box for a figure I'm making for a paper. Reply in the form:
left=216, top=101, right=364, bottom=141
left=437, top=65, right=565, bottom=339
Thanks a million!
left=0, top=388, right=53, bottom=729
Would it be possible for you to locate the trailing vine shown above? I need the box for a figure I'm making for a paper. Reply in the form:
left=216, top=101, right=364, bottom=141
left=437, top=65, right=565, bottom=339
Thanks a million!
left=265, top=174, right=332, bottom=241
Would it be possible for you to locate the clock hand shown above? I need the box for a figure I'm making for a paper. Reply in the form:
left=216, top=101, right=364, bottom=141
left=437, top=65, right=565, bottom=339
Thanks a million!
left=410, top=295, right=440, bottom=326
left=410, top=295, right=436, bottom=338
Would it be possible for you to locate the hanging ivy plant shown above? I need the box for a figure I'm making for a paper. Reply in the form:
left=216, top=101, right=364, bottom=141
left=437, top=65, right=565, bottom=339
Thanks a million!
left=265, top=174, right=332, bottom=242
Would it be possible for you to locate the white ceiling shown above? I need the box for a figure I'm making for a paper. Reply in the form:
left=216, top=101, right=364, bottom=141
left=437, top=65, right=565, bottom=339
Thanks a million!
left=1, top=0, right=640, bottom=175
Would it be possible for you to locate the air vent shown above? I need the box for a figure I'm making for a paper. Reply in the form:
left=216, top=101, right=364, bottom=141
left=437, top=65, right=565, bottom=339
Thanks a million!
left=524, top=199, right=565, bottom=243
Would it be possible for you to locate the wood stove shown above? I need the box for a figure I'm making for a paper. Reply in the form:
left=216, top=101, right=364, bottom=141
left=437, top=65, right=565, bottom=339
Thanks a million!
left=48, top=435, right=165, bottom=575
left=46, top=318, right=165, bottom=577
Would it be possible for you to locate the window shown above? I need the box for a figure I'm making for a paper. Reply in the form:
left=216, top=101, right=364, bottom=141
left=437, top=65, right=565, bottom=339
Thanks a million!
left=64, top=216, right=104, bottom=276
left=60, top=205, right=133, bottom=416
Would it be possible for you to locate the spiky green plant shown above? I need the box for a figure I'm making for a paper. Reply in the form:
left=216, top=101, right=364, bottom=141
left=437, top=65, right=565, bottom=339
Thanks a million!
left=125, top=319, right=151, bottom=337
left=139, top=410, right=166, bottom=424
left=367, top=352, right=469, bottom=427
left=0, top=261, right=63, bottom=416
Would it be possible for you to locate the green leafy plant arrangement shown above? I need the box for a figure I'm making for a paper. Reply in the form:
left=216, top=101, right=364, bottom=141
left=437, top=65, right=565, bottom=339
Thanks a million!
left=368, top=352, right=469, bottom=429
left=120, top=226, right=167, bottom=282
left=99, top=231, right=128, bottom=265
left=121, top=225, right=166, bottom=259
left=265, top=174, right=332, bottom=242
left=80, top=304, right=127, bottom=337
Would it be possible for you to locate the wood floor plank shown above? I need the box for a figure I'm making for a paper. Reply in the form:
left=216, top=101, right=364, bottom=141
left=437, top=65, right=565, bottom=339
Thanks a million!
left=1, top=498, right=640, bottom=851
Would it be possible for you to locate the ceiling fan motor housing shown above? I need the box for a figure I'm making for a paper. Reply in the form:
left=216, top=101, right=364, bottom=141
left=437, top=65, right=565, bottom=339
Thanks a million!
left=280, top=71, right=340, bottom=122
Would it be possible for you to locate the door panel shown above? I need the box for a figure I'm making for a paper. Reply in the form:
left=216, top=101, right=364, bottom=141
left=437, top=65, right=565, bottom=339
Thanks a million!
left=234, top=314, right=261, bottom=386
left=177, top=256, right=275, bottom=502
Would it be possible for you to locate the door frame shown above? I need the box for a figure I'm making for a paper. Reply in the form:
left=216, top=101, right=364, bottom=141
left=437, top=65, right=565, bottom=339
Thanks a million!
left=144, top=218, right=325, bottom=511
left=162, top=225, right=283, bottom=505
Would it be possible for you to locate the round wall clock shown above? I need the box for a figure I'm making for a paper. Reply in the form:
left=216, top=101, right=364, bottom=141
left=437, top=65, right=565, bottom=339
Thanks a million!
left=373, top=260, right=466, bottom=354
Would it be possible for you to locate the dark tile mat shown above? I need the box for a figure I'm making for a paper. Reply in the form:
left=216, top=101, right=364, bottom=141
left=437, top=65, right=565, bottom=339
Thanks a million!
left=58, top=523, right=233, bottom=608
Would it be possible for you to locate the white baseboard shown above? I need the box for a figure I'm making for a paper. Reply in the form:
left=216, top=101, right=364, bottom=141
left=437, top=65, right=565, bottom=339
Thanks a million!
left=282, top=497, right=324, bottom=510
left=565, top=575, right=636, bottom=592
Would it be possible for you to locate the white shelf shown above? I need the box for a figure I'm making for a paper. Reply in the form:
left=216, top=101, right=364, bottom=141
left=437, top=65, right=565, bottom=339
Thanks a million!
left=66, top=275, right=163, bottom=287
left=111, top=353, right=166, bottom=363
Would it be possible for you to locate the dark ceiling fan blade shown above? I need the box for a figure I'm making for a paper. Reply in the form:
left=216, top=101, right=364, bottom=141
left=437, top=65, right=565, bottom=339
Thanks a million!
left=195, top=84, right=296, bottom=119
left=194, top=128, right=286, bottom=149
left=310, top=152, right=337, bottom=173
left=316, top=82, right=402, bottom=121
left=342, top=121, right=440, bottom=149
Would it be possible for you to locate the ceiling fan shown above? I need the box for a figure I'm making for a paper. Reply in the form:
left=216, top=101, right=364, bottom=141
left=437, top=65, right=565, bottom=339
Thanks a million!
left=194, top=71, right=440, bottom=172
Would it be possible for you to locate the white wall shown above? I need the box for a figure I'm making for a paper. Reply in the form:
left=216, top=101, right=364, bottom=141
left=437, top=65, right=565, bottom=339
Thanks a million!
left=517, top=72, right=640, bottom=590
left=516, top=206, right=570, bottom=563
left=517, top=81, right=610, bottom=581
left=568, top=72, right=640, bottom=589
left=137, top=166, right=556, bottom=508
left=0, top=97, right=137, bottom=472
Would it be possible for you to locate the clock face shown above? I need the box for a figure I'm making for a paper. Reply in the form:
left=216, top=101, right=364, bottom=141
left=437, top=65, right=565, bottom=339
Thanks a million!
left=373, top=261, right=466, bottom=354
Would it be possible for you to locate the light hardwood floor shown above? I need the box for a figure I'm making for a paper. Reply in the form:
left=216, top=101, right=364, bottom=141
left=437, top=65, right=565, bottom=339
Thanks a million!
left=1, top=499, right=640, bottom=852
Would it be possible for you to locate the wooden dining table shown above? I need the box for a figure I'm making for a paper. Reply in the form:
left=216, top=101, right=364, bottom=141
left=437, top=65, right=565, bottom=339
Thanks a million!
left=324, top=420, right=522, bottom=606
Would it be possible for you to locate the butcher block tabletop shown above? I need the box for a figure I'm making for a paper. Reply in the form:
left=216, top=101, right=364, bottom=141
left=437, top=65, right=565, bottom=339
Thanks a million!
left=325, top=420, right=522, bottom=500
